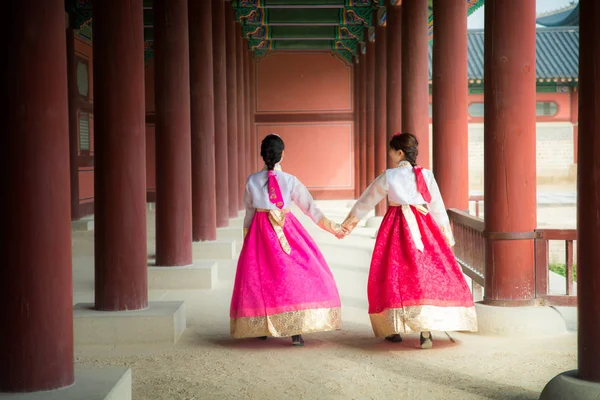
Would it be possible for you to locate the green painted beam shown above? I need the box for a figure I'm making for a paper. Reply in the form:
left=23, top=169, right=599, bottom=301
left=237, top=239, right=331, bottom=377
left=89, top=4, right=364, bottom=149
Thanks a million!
left=243, top=25, right=364, bottom=41
left=237, top=7, right=373, bottom=26
left=235, top=0, right=373, bottom=7
left=274, top=40, right=336, bottom=49
left=248, top=38, right=359, bottom=54
left=270, top=26, right=338, bottom=39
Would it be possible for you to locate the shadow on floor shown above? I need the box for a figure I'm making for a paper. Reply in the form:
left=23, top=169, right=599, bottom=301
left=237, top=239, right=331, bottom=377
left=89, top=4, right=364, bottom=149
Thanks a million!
left=208, top=336, right=309, bottom=350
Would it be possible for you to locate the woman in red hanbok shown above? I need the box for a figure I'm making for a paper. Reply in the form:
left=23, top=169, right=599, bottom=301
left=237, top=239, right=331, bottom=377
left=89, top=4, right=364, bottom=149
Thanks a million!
left=341, top=133, right=477, bottom=348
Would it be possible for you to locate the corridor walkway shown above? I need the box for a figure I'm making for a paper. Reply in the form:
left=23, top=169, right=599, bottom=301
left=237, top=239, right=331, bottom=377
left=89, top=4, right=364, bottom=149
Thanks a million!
left=71, top=201, right=576, bottom=400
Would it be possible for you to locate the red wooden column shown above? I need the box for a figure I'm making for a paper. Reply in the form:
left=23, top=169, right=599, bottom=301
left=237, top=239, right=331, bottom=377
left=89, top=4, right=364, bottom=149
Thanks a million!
left=483, top=0, right=536, bottom=305
left=0, top=0, right=74, bottom=391
left=366, top=29, right=376, bottom=185
left=212, top=0, right=230, bottom=228
left=542, top=3, right=600, bottom=395
left=245, top=48, right=253, bottom=175
left=402, top=0, right=430, bottom=168
left=432, top=0, right=469, bottom=211
left=189, top=0, right=217, bottom=241
left=93, top=0, right=148, bottom=310
left=154, top=0, right=194, bottom=263
left=66, top=30, right=81, bottom=220
left=386, top=1, right=402, bottom=164
left=374, top=10, right=387, bottom=216
left=359, top=50, right=368, bottom=192
left=353, top=61, right=361, bottom=198
left=225, top=4, right=239, bottom=217
left=244, top=37, right=251, bottom=179
left=576, top=0, right=600, bottom=383
left=236, top=28, right=246, bottom=209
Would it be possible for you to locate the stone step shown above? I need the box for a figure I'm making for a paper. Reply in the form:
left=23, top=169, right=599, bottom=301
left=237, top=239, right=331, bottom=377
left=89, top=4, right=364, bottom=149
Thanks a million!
left=2, top=368, right=132, bottom=400
left=73, top=301, right=186, bottom=346
left=217, top=227, right=243, bottom=243
left=192, top=239, right=237, bottom=260
left=147, top=261, right=218, bottom=290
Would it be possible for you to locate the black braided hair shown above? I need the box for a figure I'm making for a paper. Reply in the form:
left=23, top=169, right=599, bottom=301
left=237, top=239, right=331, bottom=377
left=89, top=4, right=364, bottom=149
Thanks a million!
left=260, top=134, right=285, bottom=170
left=389, top=132, right=419, bottom=166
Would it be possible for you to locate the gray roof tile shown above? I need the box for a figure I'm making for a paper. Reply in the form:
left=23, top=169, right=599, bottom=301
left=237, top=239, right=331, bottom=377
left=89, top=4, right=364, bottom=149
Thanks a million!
left=428, top=27, right=579, bottom=81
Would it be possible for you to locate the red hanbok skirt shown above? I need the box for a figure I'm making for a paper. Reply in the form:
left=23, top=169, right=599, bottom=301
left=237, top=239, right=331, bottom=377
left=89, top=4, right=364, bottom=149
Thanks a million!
left=368, top=205, right=478, bottom=337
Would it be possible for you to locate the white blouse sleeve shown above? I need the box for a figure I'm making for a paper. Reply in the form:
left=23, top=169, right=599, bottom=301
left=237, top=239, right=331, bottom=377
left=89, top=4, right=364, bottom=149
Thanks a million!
left=243, top=182, right=255, bottom=232
left=426, top=173, right=455, bottom=247
left=349, top=172, right=388, bottom=221
left=290, top=177, right=324, bottom=224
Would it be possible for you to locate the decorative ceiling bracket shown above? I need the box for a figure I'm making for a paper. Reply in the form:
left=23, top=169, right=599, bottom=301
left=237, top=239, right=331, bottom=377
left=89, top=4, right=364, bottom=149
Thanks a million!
left=244, top=25, right=270, bottom=39
left=237, top=8, right=267, bottom=25
left=254, top=49, right=273, bottom=61
left=331, top=50, right=354, bottom=66
left=334, top=38, right=359, bottom=54
left=367, top=26, right=376, bottom=42
left=377, top=6, right=386, bottom=27
left=338, top=25, right=365, bottom=42
left=341, top=7, right=374, bottom=26
left=248, top=39, right=275, bottom=51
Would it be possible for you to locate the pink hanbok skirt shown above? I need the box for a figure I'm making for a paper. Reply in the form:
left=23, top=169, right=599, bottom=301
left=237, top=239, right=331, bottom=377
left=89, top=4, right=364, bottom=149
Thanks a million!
left=230, top=210, right=342, bottom=338
left=368, top=205, right=478, bottom=337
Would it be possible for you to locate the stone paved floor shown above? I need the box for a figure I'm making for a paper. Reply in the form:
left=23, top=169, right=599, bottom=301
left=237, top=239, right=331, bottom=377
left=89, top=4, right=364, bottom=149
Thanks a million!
left=71, top=199, right=577, bottom=400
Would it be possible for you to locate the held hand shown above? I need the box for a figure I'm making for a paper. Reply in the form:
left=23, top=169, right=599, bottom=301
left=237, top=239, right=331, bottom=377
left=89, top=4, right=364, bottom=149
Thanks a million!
left=333, top=227, right=346, bottom=240
left=318, top=217, right=346, bottom=239
left=340, top=215, right=360, bottom=236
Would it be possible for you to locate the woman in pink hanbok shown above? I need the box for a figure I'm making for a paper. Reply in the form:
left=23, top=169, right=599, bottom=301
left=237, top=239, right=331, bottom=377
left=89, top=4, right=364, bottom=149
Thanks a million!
left=230, top=134, right=344, bottom=346
left=341, top=133, right=477, bottom=349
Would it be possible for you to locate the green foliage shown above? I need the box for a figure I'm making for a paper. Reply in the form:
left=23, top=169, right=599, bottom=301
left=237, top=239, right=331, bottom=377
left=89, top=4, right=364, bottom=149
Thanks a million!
left=549, top=263, right=577, bottom=282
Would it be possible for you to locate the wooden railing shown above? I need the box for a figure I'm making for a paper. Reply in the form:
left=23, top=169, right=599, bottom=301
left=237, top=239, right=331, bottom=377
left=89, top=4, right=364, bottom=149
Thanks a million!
left=448, top=211, right=577, bottom=306
left=448, top=209, right=485, bottom=301
left=469, top=195, right=484, bottom=218
left=534, top=229, right=577, bottom=306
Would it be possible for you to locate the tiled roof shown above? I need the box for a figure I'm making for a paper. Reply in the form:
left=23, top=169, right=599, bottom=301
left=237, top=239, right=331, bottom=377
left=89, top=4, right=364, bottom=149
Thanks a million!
left=428, top=27, right=579, bottom=81
left=536, top=3, right=579, bottom=27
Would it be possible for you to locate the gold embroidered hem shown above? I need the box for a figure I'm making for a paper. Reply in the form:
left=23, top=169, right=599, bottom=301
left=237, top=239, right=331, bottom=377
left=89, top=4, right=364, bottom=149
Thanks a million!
left=230, top=307, right=342, bottom=338
left=369, top=305, right=478, bottom=337
left=256, top=208, right=291, bottom=254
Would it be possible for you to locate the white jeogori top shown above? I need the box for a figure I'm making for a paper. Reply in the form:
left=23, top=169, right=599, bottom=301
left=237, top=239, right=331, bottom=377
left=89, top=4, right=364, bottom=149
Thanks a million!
left=349, top=161, right=454, bottom=245
left=243, top=165, right=324, bottom=229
